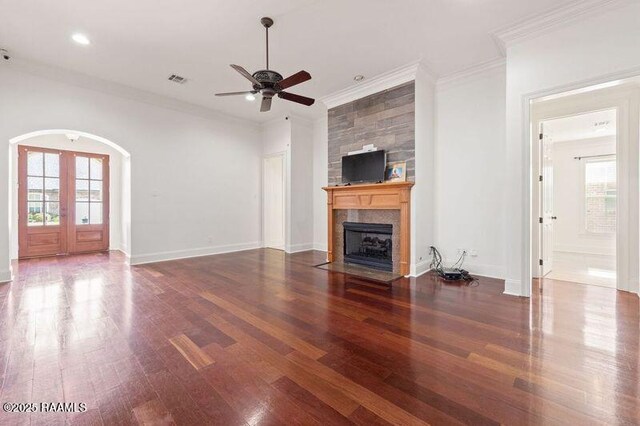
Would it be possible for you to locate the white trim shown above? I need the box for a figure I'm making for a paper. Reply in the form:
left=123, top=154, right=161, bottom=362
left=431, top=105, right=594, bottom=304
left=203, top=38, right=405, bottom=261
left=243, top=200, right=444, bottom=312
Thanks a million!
left=321, top=61, right=435, bottom=109
left=0, top=268, right=13, bottom=283
left=438, top=258, right=506, bottom=280
left=5, top=58, right=260, bottom=130
left=436, top=58, right=506, bottom=89
left=503, top=279, right=523, bottom=296
left=554, top=246, right=615, bottom=256
left=313, top=243, right=328, bottom=252
left=410, top=259, right=431, bottom=277
left=490, top=0, right=633, bottom=52
left=523, top=67, right=640, bottom=297
left=9, top=129, right=130, bottom=157
left=285, top=243, right=314, bottom=254
left=129, top=242, right=261, bottom=266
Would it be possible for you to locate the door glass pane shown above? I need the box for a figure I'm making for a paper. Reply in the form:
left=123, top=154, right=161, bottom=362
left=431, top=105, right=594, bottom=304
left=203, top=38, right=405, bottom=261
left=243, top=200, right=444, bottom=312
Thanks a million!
left=90, top=203, right=103, bottom=224
left=45, top=202, right=60, bottom=225
left=28, top=177, right=44, bottom=201
left=75, top=179, right=89, bottom=201
left=44, top=178, right=60, bottom=201
left=28, top=202, right=44, bottom=226
left=90, top=180, right=102, bottom=201
left=90, top=158, right=103, bottom=180
left=44, top=153, right=60, bottom=177
left=76, top=156, right=89, bottom=179
left=28, top=152, right=44, bottom=176
left=76, top=202, right=89, bottom=225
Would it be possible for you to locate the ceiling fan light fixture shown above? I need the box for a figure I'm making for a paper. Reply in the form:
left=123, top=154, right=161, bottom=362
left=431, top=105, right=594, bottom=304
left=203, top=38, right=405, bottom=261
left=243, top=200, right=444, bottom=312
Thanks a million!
left=215, top=17, right=314, bottom=112
left=72, top=33, right=90, bottom=46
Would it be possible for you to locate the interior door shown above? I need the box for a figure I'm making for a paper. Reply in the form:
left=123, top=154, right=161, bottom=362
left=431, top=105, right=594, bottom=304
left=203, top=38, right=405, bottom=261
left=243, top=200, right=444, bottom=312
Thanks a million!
left=263, top=154, right=285, bottom=250
left=541, top=126, right=554, bottom=276
left=69, top=152, right=110, bottom=253
left=18, top=146, right=68, bottom=258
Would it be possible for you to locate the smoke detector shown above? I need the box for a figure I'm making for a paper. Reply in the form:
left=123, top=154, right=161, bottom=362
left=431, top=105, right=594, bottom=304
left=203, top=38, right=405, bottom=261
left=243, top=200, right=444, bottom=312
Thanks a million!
left=168, top=74, right=188, bottom=84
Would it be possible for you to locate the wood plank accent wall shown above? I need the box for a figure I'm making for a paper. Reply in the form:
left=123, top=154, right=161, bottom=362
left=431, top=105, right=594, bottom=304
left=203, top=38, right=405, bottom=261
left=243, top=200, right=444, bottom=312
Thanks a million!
left=327, top=82, right=415, bottom=185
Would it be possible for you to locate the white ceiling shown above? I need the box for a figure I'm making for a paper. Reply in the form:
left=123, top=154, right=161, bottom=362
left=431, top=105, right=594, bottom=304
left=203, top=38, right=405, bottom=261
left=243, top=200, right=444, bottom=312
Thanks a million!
left=543, top=109, right=617, bottom=143
left=1, top=0, right=576, bottom=122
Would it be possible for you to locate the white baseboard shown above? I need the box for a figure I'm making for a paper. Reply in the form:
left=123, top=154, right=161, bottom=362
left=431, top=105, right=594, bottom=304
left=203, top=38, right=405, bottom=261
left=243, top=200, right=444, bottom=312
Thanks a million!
left=129, top=241, right=261, bottom=266
left=0, top=268, right=13, bottom=283
left=554, top=245, right=615, bottom=256
left=441, top=258, right=506, bottom=280
left=503, top=279, right=523, bottom=296
left=410, top=259, right=431, bottom=277
left=285, top=243, right=315, bottom=254
left=312, top=243, right=328, bottom=252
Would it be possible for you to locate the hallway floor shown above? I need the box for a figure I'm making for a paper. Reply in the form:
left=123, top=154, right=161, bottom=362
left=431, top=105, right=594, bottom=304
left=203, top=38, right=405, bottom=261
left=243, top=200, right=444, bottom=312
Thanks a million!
left=546, top=251, right=616, bottom=288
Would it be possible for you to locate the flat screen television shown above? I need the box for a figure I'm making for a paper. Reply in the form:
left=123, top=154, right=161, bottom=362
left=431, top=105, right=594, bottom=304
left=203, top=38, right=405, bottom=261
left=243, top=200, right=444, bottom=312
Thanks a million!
left=341, top=150, right=386, bottom=184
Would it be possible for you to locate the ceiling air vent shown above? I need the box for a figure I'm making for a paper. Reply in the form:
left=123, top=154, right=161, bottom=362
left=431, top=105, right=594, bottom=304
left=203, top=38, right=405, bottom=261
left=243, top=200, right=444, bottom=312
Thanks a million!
left=168, top=74, right=188, bottom=84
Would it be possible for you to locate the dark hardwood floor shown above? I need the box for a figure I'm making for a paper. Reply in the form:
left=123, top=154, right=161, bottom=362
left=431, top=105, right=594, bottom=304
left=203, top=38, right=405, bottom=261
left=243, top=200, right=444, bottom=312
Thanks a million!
left=1, top=249, right=638, bottom=425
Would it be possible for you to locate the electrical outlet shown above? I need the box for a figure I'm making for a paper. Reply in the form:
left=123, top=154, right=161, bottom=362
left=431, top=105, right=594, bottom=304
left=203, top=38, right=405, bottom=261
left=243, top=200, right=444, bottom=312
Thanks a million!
left=469, top=249, right=478, bottom=257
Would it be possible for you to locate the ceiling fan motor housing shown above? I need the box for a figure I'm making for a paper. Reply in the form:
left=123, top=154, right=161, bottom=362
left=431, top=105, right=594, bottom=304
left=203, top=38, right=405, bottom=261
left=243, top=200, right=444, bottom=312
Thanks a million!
left=252, top=69, right=283, bottom=92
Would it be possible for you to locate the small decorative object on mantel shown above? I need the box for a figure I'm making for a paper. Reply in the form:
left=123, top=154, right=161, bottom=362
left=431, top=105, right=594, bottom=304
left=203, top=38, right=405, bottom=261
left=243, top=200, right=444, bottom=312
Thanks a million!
left=385, top=161, right=406, bottom=182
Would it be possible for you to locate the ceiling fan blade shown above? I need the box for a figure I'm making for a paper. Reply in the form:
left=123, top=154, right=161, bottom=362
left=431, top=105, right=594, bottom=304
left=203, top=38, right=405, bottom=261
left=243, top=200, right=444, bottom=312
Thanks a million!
left=278, top=91, right=315, bottom=106
left=278, top=70, right=311, bottom=90
left=215, top=91, right=256, bottom=96
left=230, top=64, right=261, bottom=86
left=260, top=97, right=272, bottom=112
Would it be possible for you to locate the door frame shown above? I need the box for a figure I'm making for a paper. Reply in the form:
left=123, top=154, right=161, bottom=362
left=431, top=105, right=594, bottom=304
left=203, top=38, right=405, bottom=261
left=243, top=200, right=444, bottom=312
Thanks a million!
left=17, top=145, right=110, bottom=258
left=531, top=86, right=636, bottom=291
left=262, top=151, right=286, bottom=250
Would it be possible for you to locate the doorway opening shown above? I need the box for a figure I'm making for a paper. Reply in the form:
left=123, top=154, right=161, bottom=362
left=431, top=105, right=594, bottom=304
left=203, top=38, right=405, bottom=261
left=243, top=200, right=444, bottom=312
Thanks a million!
left=530, top=78, right=640, bottom=294
left=9, top=131, right=131, bottom=261
left=537, top=110, right=617, bottom=288
left=262, top=152, right=286, bottom=250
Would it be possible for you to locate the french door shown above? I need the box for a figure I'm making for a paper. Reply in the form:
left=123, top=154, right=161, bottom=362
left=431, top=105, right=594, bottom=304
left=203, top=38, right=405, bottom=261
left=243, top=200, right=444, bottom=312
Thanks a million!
left=18, top=146, right=109, bottom=258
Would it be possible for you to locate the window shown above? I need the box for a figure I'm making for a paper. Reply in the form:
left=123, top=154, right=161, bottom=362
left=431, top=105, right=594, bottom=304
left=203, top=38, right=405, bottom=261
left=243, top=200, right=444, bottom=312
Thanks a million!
left=75, top=156, right=103, bottom=225
left=585, top=157, right=616, bottom=233
left=26, top=151, right=60, bottom=226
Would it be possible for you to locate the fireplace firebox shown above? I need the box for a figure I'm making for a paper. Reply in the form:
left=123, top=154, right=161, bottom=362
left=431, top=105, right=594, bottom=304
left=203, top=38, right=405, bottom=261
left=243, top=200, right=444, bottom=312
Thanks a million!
left=343, top=222, right=393, bottom=271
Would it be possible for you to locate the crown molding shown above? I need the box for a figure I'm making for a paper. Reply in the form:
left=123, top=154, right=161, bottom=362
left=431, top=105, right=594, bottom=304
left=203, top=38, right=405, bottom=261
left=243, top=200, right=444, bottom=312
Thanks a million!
left=2, top=58, right=261, bottom=130
left=320, top=61, right=436, bottom=110
left=490, top=0, right=634, bottom=52
left=436, top=58, right=506, bottom=89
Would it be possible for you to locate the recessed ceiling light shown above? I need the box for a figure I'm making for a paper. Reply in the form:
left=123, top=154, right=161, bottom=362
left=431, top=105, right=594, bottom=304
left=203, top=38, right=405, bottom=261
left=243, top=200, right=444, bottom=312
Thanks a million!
left=72, top=33, right=90, bottom=46
left=354, top=75, right=365, bottom=82
left=245, top=93, right=256, bottom=101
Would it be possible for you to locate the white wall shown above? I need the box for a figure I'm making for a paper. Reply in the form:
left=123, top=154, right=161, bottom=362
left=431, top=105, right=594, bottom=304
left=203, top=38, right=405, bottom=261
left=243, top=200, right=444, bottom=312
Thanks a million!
left=0, top=64, right=262, bottom=280
left=434, top=65, right=507, bottom=279
left=312, top=116, right=328, bottom=252
left=289, top=118, right=314, bottom=252
left=505, top=2, right=640, bottom=295
left=261, top=116, right=315, bottom=254
left=412, top=66, right=436, bottom=276
left=9, top=134, right=127, bottom=258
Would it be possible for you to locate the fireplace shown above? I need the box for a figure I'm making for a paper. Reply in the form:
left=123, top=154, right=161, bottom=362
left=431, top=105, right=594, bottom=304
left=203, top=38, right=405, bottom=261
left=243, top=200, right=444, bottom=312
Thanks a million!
left=343, top=222, right=393, bottom=271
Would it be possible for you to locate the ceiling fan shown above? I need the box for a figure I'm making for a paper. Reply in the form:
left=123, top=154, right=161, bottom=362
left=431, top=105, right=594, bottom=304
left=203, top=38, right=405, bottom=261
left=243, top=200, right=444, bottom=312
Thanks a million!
left=215, top=17, right=315, bottom=112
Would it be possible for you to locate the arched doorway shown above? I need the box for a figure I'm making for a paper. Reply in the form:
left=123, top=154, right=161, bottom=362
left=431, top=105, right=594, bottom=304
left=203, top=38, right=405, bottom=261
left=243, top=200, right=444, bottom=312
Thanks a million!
left=8, top=130, right=131, bottom=261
